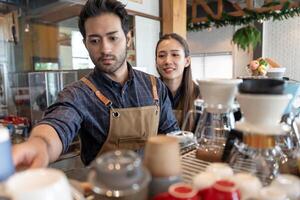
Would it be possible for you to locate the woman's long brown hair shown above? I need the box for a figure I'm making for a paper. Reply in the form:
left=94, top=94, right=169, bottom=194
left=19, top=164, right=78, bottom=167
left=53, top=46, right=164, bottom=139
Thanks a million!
left=155, top=33, right=199, bottom=130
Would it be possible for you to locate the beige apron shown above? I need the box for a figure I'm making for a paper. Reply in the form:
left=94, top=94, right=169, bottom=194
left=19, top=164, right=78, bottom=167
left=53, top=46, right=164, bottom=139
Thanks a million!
left=81, top=76, right=160, bottom=155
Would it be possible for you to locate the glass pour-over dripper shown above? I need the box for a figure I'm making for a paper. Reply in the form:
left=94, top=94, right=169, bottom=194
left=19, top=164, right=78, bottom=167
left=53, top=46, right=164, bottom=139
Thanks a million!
left=195, top=79, right=241, bottom=162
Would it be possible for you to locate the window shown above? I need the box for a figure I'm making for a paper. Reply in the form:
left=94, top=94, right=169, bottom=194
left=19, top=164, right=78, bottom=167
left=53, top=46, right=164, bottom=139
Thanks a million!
left=191, top=53, right=233, bottom=81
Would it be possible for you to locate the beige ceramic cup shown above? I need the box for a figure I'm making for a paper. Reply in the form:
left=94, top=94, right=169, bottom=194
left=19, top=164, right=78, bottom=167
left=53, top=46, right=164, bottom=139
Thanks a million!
left=6, top=168, right=73, bottom=200
left=143, top=135, right=181, bottom=177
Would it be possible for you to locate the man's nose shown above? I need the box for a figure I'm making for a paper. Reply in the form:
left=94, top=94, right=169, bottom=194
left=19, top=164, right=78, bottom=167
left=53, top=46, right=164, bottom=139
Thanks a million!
left=100, top=40, right=112, bottom=54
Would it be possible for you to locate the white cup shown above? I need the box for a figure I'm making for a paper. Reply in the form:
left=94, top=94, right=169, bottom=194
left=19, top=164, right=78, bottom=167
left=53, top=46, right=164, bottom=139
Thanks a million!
left=230, top=173, right=262, bottom=200
left=205, top=163, right=233, bottom=179
left=6, top=168, right=73, bottom=200
left=271, top=174, right=300, bottom=200
left=193, top=172, right=220, bottom=191
left=258, top=186, right=288, bottom=200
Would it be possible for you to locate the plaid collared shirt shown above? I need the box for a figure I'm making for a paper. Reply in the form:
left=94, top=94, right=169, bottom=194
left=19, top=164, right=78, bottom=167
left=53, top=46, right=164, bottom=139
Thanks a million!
left=38, top=63, right=179, bottom=165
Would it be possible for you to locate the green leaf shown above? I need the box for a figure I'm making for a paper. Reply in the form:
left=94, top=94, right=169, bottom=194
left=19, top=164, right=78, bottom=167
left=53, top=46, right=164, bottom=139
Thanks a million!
left=232, top=25, right=261, bottom=52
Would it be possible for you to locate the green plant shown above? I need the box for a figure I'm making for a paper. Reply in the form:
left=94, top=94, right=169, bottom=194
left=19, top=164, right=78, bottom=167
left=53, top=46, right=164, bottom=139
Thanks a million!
left=232, top=25, right=261, bottom=51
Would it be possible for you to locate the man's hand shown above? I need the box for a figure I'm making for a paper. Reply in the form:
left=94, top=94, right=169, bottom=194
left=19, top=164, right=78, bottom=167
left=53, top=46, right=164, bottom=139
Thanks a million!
left=12, top=137, right=50, bottom=169
left=12, top=124, right=63, bottom=169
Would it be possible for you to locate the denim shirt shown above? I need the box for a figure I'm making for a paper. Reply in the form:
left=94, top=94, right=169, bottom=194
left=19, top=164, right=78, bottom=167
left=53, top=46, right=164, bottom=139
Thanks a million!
left=38, top=64, right=179, bottom=165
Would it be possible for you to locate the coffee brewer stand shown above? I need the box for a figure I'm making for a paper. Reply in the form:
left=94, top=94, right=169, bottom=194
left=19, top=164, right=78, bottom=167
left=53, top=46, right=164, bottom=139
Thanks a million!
left=229, top=92, right=292, bottom=184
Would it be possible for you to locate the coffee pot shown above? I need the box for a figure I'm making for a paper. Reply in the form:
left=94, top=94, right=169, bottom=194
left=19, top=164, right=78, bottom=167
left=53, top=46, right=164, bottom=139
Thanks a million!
left=228, top=92, right=292, bottom=184
left=275, top=81, right=300, bottom=175
left=194, top=79, right=241, bottom=162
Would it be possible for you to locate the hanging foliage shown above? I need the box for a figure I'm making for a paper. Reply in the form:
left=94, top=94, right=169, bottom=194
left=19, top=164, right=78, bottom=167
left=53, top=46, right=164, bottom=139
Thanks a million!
left=188, top=0, right=300, bottom=51
left=188, top=7, right=300, bottom=31
left=232, top=25, right=261, bottom=51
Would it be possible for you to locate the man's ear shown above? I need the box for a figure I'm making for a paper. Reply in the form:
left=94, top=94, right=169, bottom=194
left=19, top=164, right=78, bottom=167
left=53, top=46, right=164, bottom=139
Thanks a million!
left=126, top=30, right=133, bottom=48
left=185, top=56, right=191, bottom=68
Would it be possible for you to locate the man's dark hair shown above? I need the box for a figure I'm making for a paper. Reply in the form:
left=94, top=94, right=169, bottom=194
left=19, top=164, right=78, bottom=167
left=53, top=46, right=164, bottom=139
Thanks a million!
left=78, top=0, right=129, bottom=39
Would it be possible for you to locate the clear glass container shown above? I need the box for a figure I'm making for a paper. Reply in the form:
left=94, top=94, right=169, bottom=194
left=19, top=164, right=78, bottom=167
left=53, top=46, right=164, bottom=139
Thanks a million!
left=228, top=134, right=288, bottom=185
left=88, top=150, right=150, bottom=200
left=194, top=107, right=235, bottom=162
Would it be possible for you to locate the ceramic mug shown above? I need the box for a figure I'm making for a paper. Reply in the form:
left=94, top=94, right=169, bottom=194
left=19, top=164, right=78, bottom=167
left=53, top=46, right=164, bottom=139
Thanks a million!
left=0, top=127, right=15, bottom=181
left=144, top=136, right=181, bottom=177
left=205, top=163, right=234, bottom=179
left=6, top=168, right=73, bottom=200
left=153, top=182, right=199, bottom=200
left=271, top=174, right=300, bottom=200
left=230, top=173, right=262, bottom=200
left=206, top=180, right=240, bottom=200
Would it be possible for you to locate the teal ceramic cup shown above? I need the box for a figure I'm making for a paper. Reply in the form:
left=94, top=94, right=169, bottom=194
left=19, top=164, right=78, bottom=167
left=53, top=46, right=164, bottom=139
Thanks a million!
left=0, top=127, right=15, bottom=182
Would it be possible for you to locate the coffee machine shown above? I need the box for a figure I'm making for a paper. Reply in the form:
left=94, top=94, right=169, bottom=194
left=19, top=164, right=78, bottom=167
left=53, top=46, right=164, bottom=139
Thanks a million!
left=194, top=79, right=241, bottom=162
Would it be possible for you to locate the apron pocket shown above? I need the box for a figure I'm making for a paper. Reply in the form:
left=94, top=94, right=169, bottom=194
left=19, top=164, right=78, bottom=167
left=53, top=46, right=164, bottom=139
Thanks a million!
left=118, top=137, right=147, bottom=150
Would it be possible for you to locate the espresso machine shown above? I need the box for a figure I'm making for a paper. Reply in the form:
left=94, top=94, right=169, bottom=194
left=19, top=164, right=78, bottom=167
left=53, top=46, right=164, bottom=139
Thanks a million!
left=194, top=79, right=241, bottom=162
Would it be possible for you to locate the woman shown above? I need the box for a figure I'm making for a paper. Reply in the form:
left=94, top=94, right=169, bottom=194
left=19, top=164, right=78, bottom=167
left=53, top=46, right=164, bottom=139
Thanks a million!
left=155, top=33, right=201, bottom=131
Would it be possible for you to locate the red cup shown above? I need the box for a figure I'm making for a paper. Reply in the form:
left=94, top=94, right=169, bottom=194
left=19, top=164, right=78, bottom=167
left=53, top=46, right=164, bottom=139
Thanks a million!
left=153, top=182, right=199, bottom=200
left=198, top=187, right=212, bottom=200
left=153, top=192, right=171, bottom=200
left=206, top=180, right=240, bottom=200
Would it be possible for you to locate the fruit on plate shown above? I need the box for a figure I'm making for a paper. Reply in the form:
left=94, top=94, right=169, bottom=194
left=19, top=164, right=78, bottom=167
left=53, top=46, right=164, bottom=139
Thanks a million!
left=248, top=57, right=281, bottom=76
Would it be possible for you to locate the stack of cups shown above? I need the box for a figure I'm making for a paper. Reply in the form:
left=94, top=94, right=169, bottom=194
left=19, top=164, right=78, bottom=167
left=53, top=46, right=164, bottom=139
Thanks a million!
left=0, top=126, right=15, bottom=182
left=143, top=136, right=182, bottom=198
left=193, top=163, right=235, bottom=199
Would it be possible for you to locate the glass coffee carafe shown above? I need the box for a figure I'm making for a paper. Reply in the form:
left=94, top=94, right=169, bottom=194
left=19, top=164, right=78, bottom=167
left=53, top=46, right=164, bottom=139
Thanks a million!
left=276, top=81, right=300, bottom=175
left=195, top=79, right=241, bottom=162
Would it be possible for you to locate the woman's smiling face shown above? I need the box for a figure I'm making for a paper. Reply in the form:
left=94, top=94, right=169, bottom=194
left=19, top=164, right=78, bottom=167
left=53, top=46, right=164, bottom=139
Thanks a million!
left=156, top=38, right=190, bottom=81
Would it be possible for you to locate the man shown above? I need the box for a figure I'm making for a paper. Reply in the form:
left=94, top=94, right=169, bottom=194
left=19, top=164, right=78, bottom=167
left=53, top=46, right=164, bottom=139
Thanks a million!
left=13, top=0, right=179, bottom=167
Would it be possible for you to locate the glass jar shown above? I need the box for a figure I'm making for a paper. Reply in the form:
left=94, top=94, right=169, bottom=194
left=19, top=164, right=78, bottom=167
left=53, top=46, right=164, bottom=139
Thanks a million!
left=88, top=150, right=150, bottom=200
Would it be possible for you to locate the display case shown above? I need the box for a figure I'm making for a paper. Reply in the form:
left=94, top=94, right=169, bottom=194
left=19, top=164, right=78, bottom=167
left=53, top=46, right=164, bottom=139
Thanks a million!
left=0, top=63, right=8, bottom=117
left=28, top=71, right=78, bottom=124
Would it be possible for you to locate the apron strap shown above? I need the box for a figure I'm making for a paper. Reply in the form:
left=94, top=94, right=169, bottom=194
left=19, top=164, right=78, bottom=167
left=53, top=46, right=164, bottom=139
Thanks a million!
left=80, top=77, right=111, bottom=106
left=81, top=76, right=158, bottom=105
left=149, top=75, right=159, bottom=102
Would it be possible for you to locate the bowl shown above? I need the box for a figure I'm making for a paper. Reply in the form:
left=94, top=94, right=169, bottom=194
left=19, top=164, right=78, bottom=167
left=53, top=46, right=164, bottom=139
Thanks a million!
left=266, top=67, right=286, bottom=79
left=238, top=78, right=285, bottom=94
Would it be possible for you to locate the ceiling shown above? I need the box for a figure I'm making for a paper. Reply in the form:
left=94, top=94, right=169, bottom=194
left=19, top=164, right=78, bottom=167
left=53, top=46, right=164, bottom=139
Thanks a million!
left=26, top=0, right=84, bottom=24
left=0, top=0, right=20, bottom=15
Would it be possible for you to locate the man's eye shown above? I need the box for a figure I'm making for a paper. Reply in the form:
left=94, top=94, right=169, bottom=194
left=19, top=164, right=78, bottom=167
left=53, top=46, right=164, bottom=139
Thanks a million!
left=158, top=54, right=166, bottom=58
left=172, top=54, right=180, bottom=57
left=110, top=36, right=118, bottom=41
left=89, top=39, right=100, bottom=44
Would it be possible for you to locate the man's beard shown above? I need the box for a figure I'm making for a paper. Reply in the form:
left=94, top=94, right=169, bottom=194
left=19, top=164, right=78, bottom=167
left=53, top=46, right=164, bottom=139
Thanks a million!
left=96, top=48, right=127, bottom=74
